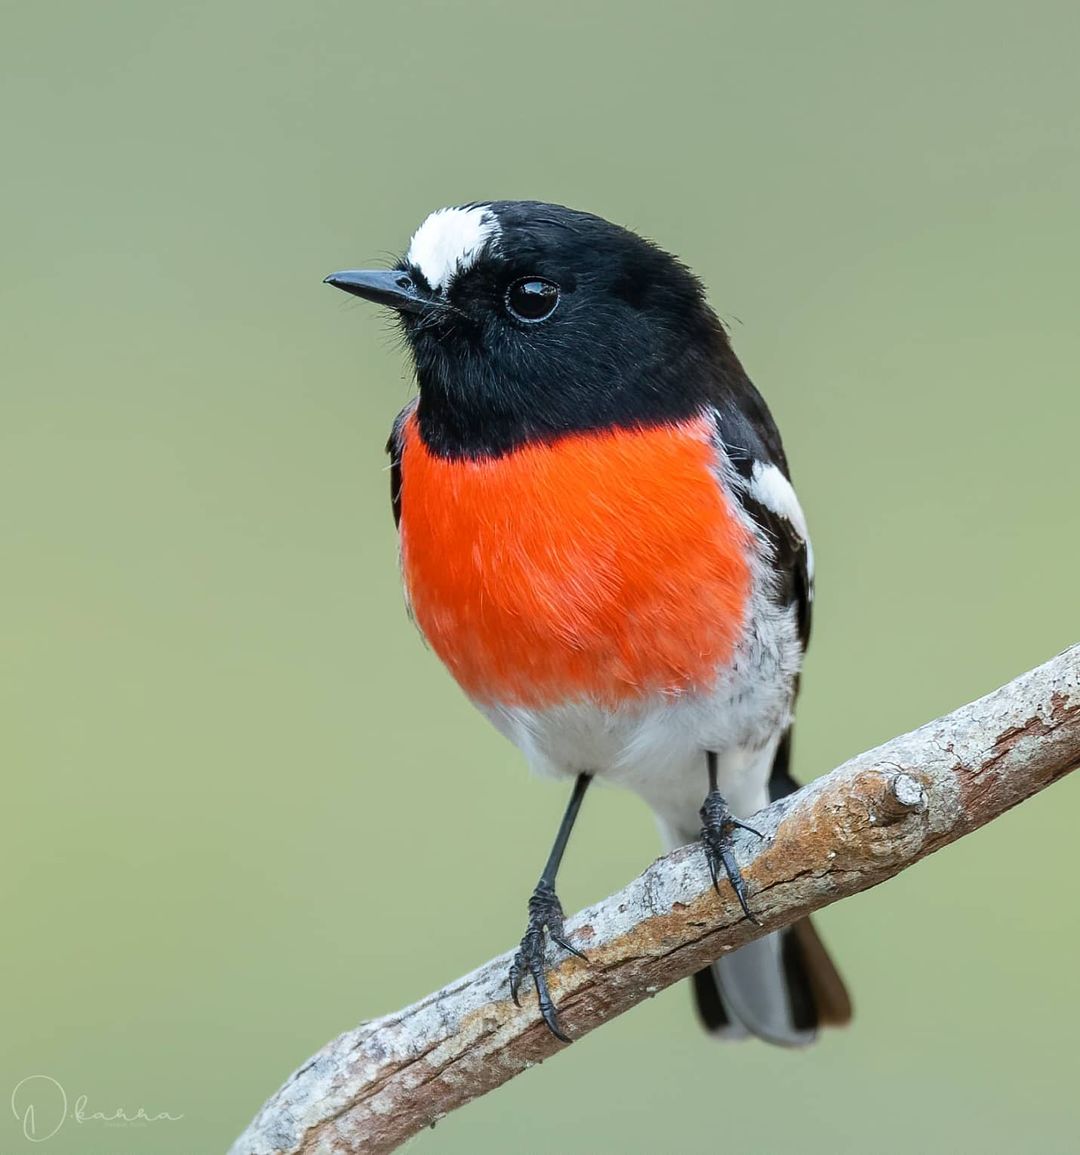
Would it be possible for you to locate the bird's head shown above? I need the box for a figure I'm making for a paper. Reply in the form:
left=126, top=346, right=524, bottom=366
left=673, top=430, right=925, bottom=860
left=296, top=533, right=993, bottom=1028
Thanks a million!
left=325, top=200, right=732, bottom=457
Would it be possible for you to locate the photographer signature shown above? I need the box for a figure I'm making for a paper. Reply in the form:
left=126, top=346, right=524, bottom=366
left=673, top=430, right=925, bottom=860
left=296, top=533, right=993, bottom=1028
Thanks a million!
left=11, top=1075, right=183, bottom=1143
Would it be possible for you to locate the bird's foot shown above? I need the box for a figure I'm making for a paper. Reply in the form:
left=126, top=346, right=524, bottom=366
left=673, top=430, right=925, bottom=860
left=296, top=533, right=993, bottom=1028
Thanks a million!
left=699, top=790, right=765, bottom=925
left=508, top=880, right=587, bottom=1042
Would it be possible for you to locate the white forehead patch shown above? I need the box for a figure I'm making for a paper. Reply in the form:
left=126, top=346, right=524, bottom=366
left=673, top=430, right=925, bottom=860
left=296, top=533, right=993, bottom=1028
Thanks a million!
left=405, top=205, right=500, bottom=292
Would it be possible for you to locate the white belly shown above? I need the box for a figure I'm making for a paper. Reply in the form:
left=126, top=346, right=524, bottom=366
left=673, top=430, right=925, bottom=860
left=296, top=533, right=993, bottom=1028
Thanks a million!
left=479, top=596, right=802, bottom=836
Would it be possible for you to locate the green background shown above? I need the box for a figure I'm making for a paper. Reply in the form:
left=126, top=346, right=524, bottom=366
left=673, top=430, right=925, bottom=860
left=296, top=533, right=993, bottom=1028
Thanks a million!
left=4, top=2, right=1078, bottom=1152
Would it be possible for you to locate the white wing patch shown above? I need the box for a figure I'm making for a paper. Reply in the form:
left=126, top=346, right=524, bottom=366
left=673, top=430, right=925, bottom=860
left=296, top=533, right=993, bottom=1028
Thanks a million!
left=749, top=461, right=814, bottom=583
left=406, top=205, right=500, bottom=292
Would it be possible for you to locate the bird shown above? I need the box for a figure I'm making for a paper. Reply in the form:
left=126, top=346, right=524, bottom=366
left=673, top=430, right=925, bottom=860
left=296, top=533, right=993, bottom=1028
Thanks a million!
left=325, top=200, right=851, bottom=1045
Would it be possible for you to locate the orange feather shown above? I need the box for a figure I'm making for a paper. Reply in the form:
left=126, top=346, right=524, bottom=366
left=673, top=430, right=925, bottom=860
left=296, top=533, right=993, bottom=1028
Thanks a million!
left=398, top=412, right=751, bottom=708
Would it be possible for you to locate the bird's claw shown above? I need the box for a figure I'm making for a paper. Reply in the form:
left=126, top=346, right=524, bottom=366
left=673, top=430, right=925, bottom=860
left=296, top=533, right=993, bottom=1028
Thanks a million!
left=508, top=881, right=586, bottom=1042
left=700, top=789, right=764, bottom=925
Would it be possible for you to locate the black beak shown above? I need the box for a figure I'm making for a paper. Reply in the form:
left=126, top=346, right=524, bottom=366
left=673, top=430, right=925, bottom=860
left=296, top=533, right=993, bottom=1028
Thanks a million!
left=323, top=268, right=433, bottom=315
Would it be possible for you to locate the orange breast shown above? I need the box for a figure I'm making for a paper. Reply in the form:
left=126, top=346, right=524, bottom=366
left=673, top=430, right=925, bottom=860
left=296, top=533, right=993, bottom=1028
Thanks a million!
left=398, top=412, right=752, bottom=709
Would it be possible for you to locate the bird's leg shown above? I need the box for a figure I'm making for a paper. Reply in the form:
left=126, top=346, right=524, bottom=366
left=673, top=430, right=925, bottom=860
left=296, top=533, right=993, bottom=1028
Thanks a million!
left=700, top=750, right=764, bottom=925
left=509, top=772, right=591, bottom=1042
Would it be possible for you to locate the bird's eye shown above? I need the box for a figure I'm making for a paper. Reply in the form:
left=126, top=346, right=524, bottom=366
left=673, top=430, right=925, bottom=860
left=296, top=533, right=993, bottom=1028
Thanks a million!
left=505, top=277, right=560, bottom=323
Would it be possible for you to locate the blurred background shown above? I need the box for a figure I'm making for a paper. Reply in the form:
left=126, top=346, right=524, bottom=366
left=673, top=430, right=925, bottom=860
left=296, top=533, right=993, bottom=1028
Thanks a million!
left=3, top=2, right=1079, bottom=1152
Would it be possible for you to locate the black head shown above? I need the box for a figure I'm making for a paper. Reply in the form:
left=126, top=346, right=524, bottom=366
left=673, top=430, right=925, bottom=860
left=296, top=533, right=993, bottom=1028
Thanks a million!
left=326, top=200, right=743, bottom=458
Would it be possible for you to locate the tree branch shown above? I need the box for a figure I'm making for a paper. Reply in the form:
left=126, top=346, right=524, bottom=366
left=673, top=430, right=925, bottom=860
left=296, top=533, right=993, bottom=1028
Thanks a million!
left=231, top=646, right=1080, bottom=1155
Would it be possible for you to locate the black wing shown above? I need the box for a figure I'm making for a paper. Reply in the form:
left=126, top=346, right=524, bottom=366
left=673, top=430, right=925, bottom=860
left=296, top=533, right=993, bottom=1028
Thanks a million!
left=386, top=403, right=414, bottom=529
left=710, top=374, right=813, bottom=652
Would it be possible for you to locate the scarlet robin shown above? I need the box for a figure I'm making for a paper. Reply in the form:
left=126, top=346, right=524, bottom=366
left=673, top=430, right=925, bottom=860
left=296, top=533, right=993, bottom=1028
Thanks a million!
left=326, top=201, right=850, bottom=1044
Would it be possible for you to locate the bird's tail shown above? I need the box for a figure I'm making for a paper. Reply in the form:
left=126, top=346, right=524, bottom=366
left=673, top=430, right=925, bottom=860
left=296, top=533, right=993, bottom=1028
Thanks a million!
left=689, top=912, right=851, bottom=1045
left=677, top=732, right=852, bottom=1046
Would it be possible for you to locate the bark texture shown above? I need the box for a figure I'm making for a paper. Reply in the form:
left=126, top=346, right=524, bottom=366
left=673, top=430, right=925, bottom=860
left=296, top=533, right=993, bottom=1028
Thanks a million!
left=231, top=645, right=1079, bottom=1155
